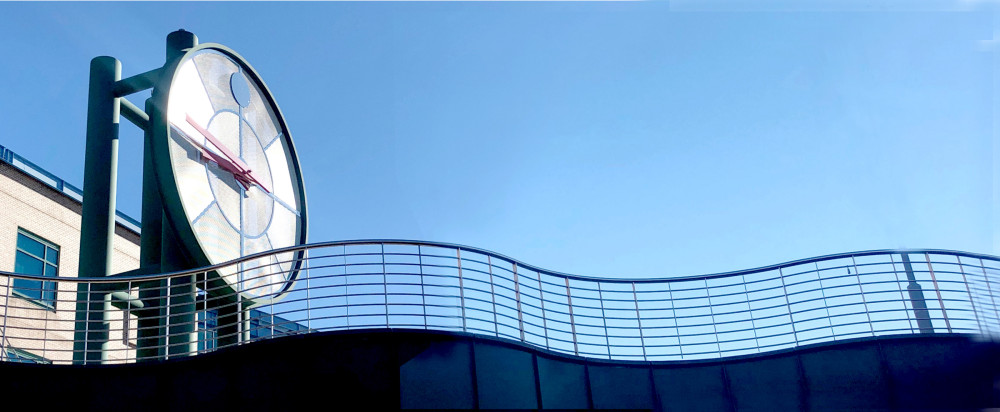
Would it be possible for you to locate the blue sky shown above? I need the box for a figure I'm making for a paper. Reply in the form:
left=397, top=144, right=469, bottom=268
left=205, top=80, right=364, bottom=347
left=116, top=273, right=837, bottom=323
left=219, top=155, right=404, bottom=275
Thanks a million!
left=0, top=2, right=994, bottom=278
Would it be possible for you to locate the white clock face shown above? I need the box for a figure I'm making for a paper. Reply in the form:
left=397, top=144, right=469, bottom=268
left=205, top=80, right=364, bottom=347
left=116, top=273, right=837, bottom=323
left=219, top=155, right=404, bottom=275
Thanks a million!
left=163, top=49, right=305, bottom=300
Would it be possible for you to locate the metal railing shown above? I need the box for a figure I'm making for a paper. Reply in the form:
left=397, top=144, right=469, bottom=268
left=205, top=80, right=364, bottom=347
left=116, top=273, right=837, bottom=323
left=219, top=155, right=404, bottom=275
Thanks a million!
left=1, top=240, right=998, bottom=364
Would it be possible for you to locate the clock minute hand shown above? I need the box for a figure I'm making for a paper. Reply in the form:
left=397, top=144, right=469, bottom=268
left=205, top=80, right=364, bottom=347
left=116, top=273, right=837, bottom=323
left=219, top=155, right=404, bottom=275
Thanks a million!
left=186, top=114, right=271, bottom=194
left=186, top=114, right=251, bottom=174
left=172, top=125, right=251, bottom=189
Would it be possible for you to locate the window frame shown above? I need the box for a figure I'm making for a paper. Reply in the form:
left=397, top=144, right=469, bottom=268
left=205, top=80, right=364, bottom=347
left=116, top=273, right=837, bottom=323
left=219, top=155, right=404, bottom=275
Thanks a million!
left=4, top=347, right=52, bottom=364
left=11, top=229, right=60, bottom=310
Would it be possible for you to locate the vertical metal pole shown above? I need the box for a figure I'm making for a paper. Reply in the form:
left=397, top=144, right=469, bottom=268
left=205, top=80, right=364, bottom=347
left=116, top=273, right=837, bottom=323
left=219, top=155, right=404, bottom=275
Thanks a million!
left=74, top=55, right=121, bottom=365
left=456, top=249, right=467, bottom=332
left=164, top=276, right=171, bottom=360
left=741, top=276, right=759, bottom=353
left=0, top=287, right=7, bottom=361
left=814, top=262, right=835, bottom=338
left=597, top=282, right=609, bottom=359
left=137, top=96, right=165, bottom=361
left=161, top=30, right=199, bottom=358
left=631, top=282, right=646, bottom=360
left=126, top=280, right=133, bottom=362
left=381, top=243, right=388, bottom=327
left=978, top=259, right=1000, bottom=329
left=343, top=245, right=349, bottom=329
left=419, top=246, right=427, bottom=329
left=956, top=256, right=985, bottom=333
left=706, top=279, right=720, bottom=356
left=82, top=283, right=91, bottom=365
left=1, top=277, right=10, bottom=361
left=851, top=256, right=875, bottom=336
left=487, top=256, right=497, bottom=336
left=537, top=271, right=548, bottom=349
left=216, top=292, right=241, bottom=348
left=924, top=254, right=951, bottom=333
left=305, top=251, right=312, bottom=332
left=102, top=291, right=113, bottom=363
left=513, top=263, right=525, bottom=342
left=164, top=224, right=196, bottom=357
left=779, top=268, right=799, bottom=347
left=565, top=277, right=578, bottom=356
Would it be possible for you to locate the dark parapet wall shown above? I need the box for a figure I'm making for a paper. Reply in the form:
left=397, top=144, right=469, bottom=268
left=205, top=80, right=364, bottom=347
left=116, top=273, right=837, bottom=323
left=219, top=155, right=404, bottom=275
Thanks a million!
left=1, top=329, right=998, bottom=410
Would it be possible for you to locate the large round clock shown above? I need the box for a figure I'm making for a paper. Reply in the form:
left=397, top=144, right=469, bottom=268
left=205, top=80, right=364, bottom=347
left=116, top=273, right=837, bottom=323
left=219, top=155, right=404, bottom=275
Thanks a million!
left=151, top=44, right=307, bottom=303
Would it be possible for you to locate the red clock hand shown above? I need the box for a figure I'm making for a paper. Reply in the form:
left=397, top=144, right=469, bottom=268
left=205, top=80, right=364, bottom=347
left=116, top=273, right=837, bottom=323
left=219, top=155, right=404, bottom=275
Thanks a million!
left=186, top=114, right=250, bottom=173
left=171, top=125, right=252, bottom=190
left=185, top=115, right=271, bottom=193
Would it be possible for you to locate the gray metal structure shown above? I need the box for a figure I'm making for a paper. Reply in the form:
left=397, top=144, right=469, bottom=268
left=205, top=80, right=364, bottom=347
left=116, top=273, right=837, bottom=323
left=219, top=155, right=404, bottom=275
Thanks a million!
left=3, top=240, right=999, bottom=364
left=72, top=30, right=306, bottom=363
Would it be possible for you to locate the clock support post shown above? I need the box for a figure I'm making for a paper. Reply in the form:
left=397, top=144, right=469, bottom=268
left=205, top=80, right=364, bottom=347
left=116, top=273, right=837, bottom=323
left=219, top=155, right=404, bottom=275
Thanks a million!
left=73, top=55, right=121, bottom=364
left=75, top=30, right=289, bottom=363
left=75, top=30, right=216, bottom=363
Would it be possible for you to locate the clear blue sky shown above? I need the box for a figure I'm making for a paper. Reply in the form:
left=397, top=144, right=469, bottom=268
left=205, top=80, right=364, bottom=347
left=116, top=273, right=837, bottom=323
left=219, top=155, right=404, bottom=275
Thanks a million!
left=0, top=2, right=994, bottom=278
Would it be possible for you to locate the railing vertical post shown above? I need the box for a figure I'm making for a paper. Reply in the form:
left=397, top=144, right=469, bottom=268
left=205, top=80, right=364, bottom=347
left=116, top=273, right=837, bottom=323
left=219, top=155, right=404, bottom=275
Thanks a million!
left=925, top=254, right=951, bottom=333
left=127, top=280, right=133, bottom=361
left=979, top=259, right=1000, bottom=330
left=1, top=276, right=10, bottom=361
left=631, top=282, right=646, bottom=361
left=83, top=282, right=91, bottom=365
left=955, top=256, right=984, bottom=333
left=814, top=262, right=835, bottom=339
left=705, top=279, right=721, bottom=356
left=270, top=287, right=275, bottom=339
left=200, top=273, right=207, bottom=353
left=305, top=251, right=312, bottom=332
left=238, top=292, right=247, bottom=344
left=597, top=282, right=609, bottom=359
left=419, top=246, right=427, bottom=329
left=565, top=277, right=578, bottom=356
left=537, top=271, right=548, bottom=350
left=343, top=245, right=349, bottom=329
left=164, top=277, right=171, bottom=360
left=457, top=249, right=467, bottom=332
left=741, top=276, right=759, bottom=353
left=513, top=263, right=525, bottom=342
left=779, top=268, right=799, bottom=347
left=851, top=256, right=875, bottom=337
left=381, top=243, right=388, bottom=328
left=487, top=256, right=498, bottom=337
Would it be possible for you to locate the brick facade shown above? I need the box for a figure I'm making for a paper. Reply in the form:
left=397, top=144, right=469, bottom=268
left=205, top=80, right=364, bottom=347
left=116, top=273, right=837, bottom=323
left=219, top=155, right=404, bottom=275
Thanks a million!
left=0, top=161, right=140, bottom=363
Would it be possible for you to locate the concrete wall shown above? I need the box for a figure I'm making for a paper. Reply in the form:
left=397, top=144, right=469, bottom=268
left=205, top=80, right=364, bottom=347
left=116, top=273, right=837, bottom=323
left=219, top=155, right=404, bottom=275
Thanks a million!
left=0, top=162, right=140, bottom=363
left=2, top=330, right=996, bottom=410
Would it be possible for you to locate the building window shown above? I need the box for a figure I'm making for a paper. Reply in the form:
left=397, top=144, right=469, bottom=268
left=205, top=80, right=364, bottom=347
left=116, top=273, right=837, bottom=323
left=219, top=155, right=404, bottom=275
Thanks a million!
left=4, top=347, right=51, bottom=364
left=12, top=229, right=59, bottom=308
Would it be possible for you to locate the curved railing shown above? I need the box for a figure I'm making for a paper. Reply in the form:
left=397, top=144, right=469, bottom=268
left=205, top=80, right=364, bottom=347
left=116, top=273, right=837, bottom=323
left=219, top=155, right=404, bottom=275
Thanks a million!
left=1, top=240, right=998, bottom=365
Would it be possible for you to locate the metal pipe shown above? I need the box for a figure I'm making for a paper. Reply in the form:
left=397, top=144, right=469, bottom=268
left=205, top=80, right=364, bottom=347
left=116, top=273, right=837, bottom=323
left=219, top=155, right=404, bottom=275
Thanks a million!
left=73, top=55, right=121, bottom=365
left=118, top=97, right=149, bottom=130
left=114, top=67, right=160, bottom=97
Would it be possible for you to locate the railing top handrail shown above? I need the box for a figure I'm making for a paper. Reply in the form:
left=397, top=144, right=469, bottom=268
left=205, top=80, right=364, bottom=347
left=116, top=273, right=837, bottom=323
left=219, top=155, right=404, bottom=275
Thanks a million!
left=0, top=239, right=997, bottom=285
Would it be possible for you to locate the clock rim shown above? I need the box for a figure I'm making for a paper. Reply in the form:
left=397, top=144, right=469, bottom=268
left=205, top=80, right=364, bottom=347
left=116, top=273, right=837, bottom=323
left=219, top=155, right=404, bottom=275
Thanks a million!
left=150, top=43, right=309, bottom=304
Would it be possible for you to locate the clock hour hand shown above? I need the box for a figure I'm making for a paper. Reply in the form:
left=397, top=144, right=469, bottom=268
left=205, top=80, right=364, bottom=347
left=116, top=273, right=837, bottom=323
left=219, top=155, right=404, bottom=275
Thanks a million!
left=173, top=128, right=252, bottom=190
left=186, top=114, right=250, bottom=174
left=185, top=114, right=271, bottom=193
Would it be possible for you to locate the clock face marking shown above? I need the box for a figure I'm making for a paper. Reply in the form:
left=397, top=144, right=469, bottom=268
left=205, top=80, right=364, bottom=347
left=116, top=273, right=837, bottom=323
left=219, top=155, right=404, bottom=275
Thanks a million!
left=158, top=47, right=306, bottom=301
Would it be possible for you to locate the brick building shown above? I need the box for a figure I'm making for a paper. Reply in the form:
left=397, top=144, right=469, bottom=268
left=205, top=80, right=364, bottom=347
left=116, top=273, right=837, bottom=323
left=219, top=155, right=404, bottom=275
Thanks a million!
left=0, top=144, right=140, bottom=363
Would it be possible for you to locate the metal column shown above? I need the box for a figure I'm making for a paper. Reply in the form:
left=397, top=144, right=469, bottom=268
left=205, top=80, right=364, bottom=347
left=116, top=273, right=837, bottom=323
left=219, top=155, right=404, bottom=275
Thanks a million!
left=73, top=56, right=121, bottom=364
